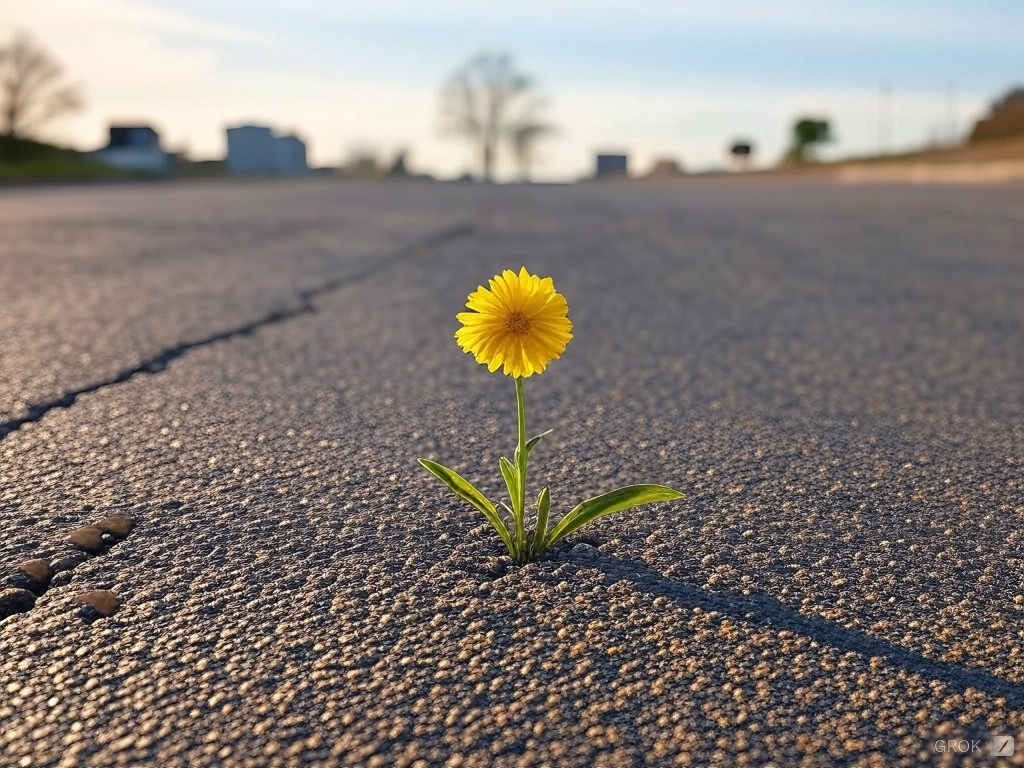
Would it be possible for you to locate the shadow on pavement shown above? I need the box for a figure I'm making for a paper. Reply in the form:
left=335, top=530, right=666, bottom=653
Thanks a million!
left=583, top=552, right=1024, bottom=709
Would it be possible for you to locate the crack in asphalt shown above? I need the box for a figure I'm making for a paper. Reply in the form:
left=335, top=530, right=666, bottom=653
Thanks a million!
left=0, top=223, right=475, bottom=443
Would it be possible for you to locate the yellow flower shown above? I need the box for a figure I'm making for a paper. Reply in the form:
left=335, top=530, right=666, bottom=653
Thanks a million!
left=456, top=267, right=573, bottom=378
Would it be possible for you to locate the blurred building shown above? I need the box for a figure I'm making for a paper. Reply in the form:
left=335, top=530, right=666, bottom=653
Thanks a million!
left=970, top=88, right=1024, bottom=143
left=226, top=125, right=308, bottom=175
left=595, top=153, right=629, bottom=178
left=274, top=134, right=307, bottom=174
left=93, top=125, right=173, bottom=173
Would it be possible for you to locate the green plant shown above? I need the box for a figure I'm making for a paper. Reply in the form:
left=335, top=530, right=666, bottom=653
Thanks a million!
left=418, top=267, right=684, bottom=563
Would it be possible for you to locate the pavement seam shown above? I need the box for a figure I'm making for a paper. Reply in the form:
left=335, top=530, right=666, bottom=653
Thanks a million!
left=0, top=223, right=475, bottom=443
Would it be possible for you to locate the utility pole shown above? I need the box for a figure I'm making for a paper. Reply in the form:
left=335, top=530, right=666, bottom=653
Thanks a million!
left=945, top=79, right=958, bottom=145
left=879, top=79, right=893, bottom=155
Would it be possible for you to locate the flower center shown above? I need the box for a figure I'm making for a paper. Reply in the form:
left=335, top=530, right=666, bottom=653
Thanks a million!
left=504, top=309, right=532, bottom=336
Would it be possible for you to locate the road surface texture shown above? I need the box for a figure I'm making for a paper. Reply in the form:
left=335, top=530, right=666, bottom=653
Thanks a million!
left=1, top=179, right=1023, bottom=767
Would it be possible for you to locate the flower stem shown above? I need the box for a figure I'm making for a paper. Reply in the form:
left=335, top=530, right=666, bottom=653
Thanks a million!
left=515, top=376, right=527, bottom=560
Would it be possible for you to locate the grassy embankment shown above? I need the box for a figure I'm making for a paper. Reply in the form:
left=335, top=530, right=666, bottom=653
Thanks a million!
left=0, top=136, right=226, bottom=181
left=0, top=136, right=127, bottom=180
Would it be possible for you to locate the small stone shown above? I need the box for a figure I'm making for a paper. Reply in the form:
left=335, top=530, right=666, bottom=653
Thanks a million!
left=6, top=559, right=52, bottom=593
left=67, top=526, right=105, bottom=554
left=571, top=543, right=597, bottom=558
left=50, top=572, right=73, bottom=588
left=0, top=588, right=37, bottom=619
left=73, top=590, right=121, bottom=619
left=51, top=553, right=88, bottom=574
left=96, top=515, right=135, bottom=539
left=20, top=559, right=52, bottom=583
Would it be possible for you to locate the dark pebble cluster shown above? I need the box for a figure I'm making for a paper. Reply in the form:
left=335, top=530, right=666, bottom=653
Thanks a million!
left=1, top=514, right=134, bottom=623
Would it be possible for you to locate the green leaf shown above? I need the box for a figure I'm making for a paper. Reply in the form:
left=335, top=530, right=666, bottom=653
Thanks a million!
left=545, top=484, right=684, bottom=548
left=499, top=456, right=519, bottom=509
left=418, top=458, right=517, bottom=557
left=515, top=429, right=552, bottom=466
left=531, top=487, right=551, bottom=557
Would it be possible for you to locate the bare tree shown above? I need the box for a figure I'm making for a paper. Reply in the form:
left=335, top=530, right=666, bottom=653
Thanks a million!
left=0, top=32, right=83, bottom=139
left=509, top=120, right=555, bottom=182
left=440, top=52, right=550, bottom=182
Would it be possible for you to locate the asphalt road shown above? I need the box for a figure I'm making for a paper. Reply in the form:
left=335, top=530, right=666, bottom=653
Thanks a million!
left=1, top=178, right=1023, bottom=767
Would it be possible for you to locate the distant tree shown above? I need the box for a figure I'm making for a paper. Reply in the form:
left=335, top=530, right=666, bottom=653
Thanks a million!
left=386, top=149, right=411, bottom=178
left=786, top=118, right=832, bottom=162
left=340, top=145, right=383, bottom=179
left=0, top=33, right=83, bottom=139
left=969, top=86, right=1024, bottom=143
left=508, top=118, right=554, bottom=182
left=440, top=52, right=551, bottom=182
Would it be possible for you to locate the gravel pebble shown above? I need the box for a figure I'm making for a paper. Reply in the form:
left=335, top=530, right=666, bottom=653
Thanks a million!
left=96, top=515, right=136, bottom=539
left=72, top=590, right=122, bottom=619
left=6, top=559, right=52, bottom=593
left=66, top=526, right=105, bottom=554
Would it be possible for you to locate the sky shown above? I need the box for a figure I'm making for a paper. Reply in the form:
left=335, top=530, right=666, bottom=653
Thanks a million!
left=2, top=0, right=1022, bottom=180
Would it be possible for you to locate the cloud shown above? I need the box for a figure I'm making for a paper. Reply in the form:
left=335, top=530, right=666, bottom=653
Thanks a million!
left=0, top=0, right=272, bottom=145
left=2, top=0, right=271, bottom=46
left=235, top=0, right=1024, bottom=45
